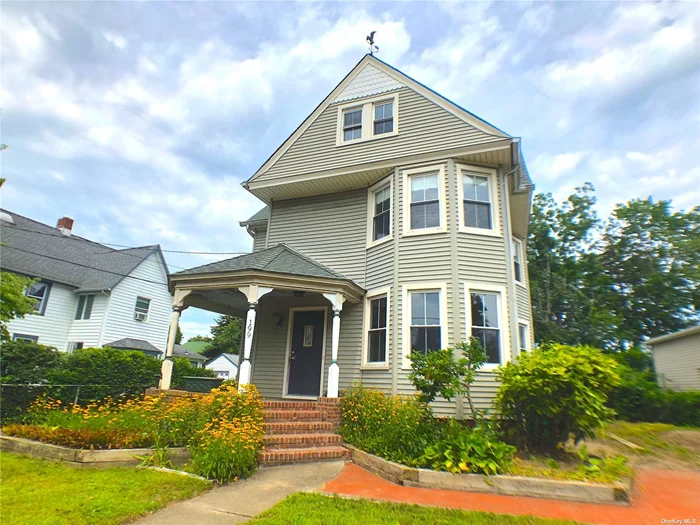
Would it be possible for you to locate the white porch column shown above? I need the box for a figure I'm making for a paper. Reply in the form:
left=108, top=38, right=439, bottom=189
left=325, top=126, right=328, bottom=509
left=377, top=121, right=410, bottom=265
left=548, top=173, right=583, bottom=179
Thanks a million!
left=159, top=289, right=191, bottom=390
left=237, top=285, right=273, bottom=390
left=323, top=293, right=345, bottom=398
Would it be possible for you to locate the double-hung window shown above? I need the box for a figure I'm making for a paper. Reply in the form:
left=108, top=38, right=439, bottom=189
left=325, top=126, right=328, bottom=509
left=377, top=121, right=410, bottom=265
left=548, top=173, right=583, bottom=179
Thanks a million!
left=367, top=296, right=388, bottom=364
left=26, top=281, right=51, bottom=315
left=513, top=238, right=524, bottom=283
left=342, top=108, right=362, bottom=142
left=373, top=101, right=393, bottom=135
left=410, top=291, right=441, bottom=354
left=410, top=173, right=440, bottom=230
left=75, top=294, right=95, bottom=320
left=372, top=185, right=391, bottom=241
left=12, top=334, right=39, bottom=342
left=518, top=323, right=529, bottom=353
left=134, top=297, right=150, bottom=322
left=470, top=292, right=501, bottom=364
left=463, top=173, right=492, bottom=230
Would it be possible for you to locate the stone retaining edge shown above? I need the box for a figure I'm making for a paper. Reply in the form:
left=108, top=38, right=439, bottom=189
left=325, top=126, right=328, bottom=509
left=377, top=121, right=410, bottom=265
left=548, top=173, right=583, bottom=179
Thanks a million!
left=0, top=435, right=190, bottom=468
left=344, top=444, right=631, bottom=505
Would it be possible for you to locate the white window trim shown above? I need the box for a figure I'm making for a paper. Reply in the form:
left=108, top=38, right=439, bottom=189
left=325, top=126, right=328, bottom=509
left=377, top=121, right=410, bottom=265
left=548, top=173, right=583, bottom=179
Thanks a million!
left=456, top=164, right=502, bottom=238
left=366, top=176, right=393, bottom=249
left=401, top=282, right=448, bottom=370
left=402, top=164, right=448, bottom=237
left=361, top=286, right=391, bottom=369
left=75, top=294, right=95, bottom=321
left=335, top=92, right=399, bottom=146
left=512, top=236, right=526, bottom=288
left=464, top=282, right=509, bottom=370
left=517, top=320, right=531, bottom=354
left=134, top=296, right=151, bottom=322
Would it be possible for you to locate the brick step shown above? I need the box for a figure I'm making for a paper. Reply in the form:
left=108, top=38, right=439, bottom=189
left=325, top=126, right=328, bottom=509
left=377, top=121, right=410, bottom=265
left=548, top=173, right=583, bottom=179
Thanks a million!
left=264, top=409, right=323, bottom=422
left=264, top=433, right=343, bottom=450
left=264, top=421, right=335, bottom=435
left=259, top=446, right=349, bottom=466
left=263, top=400, right=318, bottom=410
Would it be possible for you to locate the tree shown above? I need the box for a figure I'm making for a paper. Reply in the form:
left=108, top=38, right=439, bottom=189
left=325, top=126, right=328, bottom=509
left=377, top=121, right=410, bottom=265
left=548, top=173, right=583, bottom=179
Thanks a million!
left=187, top=335, right=212, bottom=343
left=0, top=273, right=38, bottom=341
left=528, top=185, right=699, bottom=349
left=202, top=316, right=241, bottom=358
left=175, top=323, right=183, bottom=344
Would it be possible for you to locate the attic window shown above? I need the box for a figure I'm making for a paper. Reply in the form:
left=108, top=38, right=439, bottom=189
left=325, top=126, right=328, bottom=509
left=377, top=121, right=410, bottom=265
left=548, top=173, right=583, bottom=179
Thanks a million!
left=343, top=108, right=362, bottom=141
left=373, top=102, right=393, bottom=135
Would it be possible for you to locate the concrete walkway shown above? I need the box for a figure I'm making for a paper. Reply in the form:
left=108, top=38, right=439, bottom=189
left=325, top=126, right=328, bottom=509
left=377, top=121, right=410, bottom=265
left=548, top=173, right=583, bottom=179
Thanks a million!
left=137, top=461, right=345, bottom=524
left=323, top=463, right=700, bottom=525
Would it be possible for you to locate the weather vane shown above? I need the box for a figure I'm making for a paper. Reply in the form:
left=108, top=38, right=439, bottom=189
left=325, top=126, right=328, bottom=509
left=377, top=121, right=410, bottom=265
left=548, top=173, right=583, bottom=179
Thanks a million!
left=366, top=31, right=378, bottom=55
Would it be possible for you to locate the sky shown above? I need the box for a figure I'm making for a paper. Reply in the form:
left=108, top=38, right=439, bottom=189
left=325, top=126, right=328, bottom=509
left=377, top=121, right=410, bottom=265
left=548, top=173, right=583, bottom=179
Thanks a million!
left=2, top=1, right=699, bottom=340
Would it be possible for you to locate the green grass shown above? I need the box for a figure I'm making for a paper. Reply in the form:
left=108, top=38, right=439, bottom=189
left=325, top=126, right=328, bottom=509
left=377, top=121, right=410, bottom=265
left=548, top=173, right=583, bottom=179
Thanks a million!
left=249, top=493, right=582, bottom=525
left=0, top=452, right=211, bottom=525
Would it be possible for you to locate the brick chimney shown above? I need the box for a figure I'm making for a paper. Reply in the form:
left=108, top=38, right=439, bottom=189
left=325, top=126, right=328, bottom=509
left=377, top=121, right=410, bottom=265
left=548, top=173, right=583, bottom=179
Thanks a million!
left=56, top=216, right=74, bottom=236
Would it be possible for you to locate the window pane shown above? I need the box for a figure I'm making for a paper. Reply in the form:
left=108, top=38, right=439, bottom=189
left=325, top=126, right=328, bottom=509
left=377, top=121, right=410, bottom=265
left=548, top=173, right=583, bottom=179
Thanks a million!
left=410, top=176, right=425, bottom=203
left=411, top=327, right=426, bottom=353
left=475, top=202, right=491, bottom=229
left=519, top=324, right=527, bottom=351
left=344, top=109, right=361, bottom=126
left=464, top=175, right=490, bottom=202
left=136, top=297, right=150, bottom=311
left=75, top=295, right=86, bottom=320
left=471, top=293, right=485, bottom=327
left=375, top=102, right=392, bottom=119
left=424, top=201, right=439, bottom=228
left=424, top=175, right=438, bottom=201
left=374, top=120, right=393, bottom=135
left=411, top=292, right=425, bottom=325
left=370, top=297, right=387, bottom=329
left=27, top=282, right=47, bottom=299
left=464, top=202, right=478, bottom=228
left=483, top=294, right=499, bottom=328
left=369, top=329, right=386, bottom=363
left=474, top=328, right=500, bottom=363
left=410, top=203, right=425, bottom=229
left=425, top=292, right=440, bottom=325
left=84, top=295, right=94, bottom=320
left=426, top=327, right=441, bottom=352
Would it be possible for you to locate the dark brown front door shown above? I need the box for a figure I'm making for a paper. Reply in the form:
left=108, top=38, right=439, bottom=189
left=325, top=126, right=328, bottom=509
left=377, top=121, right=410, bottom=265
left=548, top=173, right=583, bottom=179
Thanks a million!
left=287, top=310, right=325, bottom=396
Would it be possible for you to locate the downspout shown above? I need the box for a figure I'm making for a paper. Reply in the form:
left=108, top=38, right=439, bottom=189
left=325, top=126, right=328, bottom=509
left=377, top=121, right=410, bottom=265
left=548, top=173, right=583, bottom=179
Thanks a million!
left=391, top=167, right=400, bottom=396
left=447, top=159, right=464, bottom=419
left=500, top=168, right=519, bottom=361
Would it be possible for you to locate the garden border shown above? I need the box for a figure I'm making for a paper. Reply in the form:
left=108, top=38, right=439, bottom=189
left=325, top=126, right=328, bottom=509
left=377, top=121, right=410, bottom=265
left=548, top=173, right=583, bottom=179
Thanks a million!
left=344, top=445, right=632, bottom=505
left=0, top=434, right=191, bottom=468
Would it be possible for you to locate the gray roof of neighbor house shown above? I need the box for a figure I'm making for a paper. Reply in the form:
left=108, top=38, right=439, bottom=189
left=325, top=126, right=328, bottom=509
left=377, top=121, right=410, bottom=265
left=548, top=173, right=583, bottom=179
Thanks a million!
left=104, top=338, right=162, bottom=354
left=173, top=344, right=208, bottom=362
left=206, top=353, right=239, bottom=368
left=646, top=325, right=700, bottom=346
left=173, top=243, right=354, bottom=282
left=0, top=209, right=167, bottom=292
left=239, top=207, right=269, bottom=226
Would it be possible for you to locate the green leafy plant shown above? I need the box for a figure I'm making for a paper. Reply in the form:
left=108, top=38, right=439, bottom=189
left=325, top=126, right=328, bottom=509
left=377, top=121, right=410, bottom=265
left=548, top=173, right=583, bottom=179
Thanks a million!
left=137, top=446, right=174, bottom=469
left=495, top=343, right=620, bottom=453
left=408, top=338, right=486, bottom=417
left=339, top=384, right=437, bottom=465
left=420, top=422, right=516, bottom=475
left=0, top=273, right=39, bottom=341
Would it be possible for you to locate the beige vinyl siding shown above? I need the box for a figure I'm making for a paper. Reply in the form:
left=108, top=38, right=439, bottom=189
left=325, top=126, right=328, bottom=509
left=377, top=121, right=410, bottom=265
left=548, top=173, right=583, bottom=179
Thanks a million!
left=250, top=293, right=361, bottom=398
left=266, top=189, right=367, bottom=286
left=252, top=228, right=267, bottom=252
left=366, top=240, right=393, bottom=290
left=651, top=333, right=700, bottom=392
left=257, top=88, right=505, bottom=183
left=7, top=281, right=77, bottom=351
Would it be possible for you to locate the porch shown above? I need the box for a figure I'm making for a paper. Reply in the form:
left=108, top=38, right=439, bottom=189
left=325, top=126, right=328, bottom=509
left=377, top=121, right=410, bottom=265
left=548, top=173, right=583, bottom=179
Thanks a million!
left=158, top=244, right=365, bottom=399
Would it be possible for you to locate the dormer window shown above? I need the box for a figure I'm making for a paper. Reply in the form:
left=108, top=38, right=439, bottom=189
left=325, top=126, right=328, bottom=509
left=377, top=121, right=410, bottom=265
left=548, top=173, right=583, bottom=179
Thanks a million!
left=373, top=102, right=393, bottom=135
left=343, top=108, right=362, bottom=142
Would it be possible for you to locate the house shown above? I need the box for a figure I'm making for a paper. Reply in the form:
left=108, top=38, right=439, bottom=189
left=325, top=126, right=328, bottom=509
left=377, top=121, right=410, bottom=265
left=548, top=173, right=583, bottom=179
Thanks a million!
left=647, top=325, right=700, bottom=392
left=172, top=344, right=208, bottom=368
left=1, top=211, right=172, bottom=354
left=205, top=353, right=239, bottom=379
left=159, top=54, right=534, bottom=417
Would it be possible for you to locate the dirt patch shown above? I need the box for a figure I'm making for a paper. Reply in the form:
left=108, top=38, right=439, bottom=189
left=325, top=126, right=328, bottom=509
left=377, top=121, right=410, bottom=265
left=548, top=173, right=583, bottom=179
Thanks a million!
left=664, top=430, right=700, bottom=455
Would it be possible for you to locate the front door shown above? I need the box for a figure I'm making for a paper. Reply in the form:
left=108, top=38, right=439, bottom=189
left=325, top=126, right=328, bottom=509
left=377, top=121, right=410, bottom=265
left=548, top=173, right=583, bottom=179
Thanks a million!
left=287, top=310, right=325, bottom=396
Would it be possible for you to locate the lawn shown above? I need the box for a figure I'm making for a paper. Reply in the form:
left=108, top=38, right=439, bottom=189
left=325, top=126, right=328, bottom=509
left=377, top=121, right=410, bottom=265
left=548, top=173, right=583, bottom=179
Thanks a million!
left=249, top=493, right=582, bottom=525
left=0, top=452, right=211, bottom=525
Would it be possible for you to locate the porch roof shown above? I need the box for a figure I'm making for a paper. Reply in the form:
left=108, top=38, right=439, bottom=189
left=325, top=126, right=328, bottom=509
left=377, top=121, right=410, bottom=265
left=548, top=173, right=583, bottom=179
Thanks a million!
left=170, top=244, right=365, bottom=304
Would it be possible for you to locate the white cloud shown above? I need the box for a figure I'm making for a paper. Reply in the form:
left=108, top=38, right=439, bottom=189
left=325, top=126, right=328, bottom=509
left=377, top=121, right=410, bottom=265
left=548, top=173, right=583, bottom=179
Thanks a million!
left=104, top=32, right=127, bottom=49
left=532, top=152, right=587, bottom=181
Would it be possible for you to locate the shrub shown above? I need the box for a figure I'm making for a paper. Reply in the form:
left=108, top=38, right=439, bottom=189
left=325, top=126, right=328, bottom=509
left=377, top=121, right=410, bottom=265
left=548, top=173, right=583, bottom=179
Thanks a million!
left=2, top=424, right=150, bottom=449
left=495, top=343, right=620, bottom=453
left=607, top=365, right=663, bottom=422
left=170, top=357, right=217, bottom=388
left=420, top=421, right=515, bottom=475
left=658, top=391, right=700, bottom=427
left=0, top=340, right=61, bottom=383
left=339, top=384, right=436, bottom=465
left=408, top=339, right=486, bottom=418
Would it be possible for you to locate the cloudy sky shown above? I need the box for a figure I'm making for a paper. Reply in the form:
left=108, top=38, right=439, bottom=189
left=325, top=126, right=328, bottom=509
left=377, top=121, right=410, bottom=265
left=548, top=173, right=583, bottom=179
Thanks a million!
left=2, top=1, right=698, bottom=339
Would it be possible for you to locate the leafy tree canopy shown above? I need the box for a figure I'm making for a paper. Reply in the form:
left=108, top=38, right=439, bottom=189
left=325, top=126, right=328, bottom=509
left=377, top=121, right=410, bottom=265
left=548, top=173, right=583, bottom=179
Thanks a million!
left=201, top=316, right=241, bottom=359
left=0, top=273, right=38, bottom=341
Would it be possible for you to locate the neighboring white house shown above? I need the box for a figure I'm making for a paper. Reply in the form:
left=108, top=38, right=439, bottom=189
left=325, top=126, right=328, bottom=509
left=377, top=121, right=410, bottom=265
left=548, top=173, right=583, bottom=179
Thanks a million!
left=173, top=344, right=208, bottom=368
left=1, top=210, right=172, bottom=354
left=206, top=353, right=239, bottom=379
left=647, top=325, right=700, bottom=392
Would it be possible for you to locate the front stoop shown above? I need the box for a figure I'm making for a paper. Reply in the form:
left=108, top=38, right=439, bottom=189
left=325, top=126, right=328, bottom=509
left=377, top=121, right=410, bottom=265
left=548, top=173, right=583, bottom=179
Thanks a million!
left=260, top=398, right=348, bottom=466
